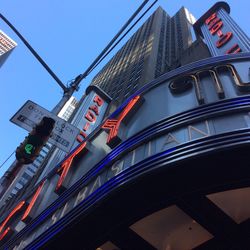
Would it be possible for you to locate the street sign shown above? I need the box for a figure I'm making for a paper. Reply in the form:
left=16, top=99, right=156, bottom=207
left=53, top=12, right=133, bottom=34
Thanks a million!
left=10, top=100, right=80, bottom=153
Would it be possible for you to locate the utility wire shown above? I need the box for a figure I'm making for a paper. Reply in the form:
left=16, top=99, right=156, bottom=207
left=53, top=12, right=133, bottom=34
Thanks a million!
left=72, top=0, right=153, bottom=86
left=0, top=0, right=157, bottom=175
left=0, top=151, right=14, bottom=170
left=0, top=1, right=158, bottom=200
left=0, top=14, right=67, bottom=92
left=88, top=0, right=158, bottom=76
left=1, top=0, right=157, bottom=94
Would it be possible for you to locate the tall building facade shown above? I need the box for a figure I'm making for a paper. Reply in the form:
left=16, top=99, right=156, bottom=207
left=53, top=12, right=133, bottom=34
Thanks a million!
left=0, top=30, right=17, bottom=67
left=90, top=7, right=209, bottom=105
left=1, top=3, right=250, bottom=250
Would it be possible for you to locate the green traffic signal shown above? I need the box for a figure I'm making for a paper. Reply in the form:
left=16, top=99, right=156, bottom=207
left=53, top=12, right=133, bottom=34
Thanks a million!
left=24, top=144, right=34, bottom=154
left=15, top=117, right=55, bottom=164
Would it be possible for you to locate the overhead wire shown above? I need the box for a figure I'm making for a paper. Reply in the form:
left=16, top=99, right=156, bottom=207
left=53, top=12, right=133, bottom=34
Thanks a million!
left=0, top=151, right=14, bottom=170
left=72, top=0, right=158, bottom=85
left=0, top=0, right=158, bottom=172
left=87, top=0, right=158, bottom=76
left=0, top=14, right=66, bottom=92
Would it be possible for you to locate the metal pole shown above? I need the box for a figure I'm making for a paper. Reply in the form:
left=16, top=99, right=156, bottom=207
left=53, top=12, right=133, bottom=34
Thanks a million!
left=0, top=0, right=154, bottom=201
left=0, top=14, right=72, bottom=199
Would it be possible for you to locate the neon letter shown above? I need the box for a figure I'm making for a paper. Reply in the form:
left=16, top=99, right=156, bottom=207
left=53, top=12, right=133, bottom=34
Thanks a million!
left=209, top=21, right=223, bottom=35
left=205, top=12, right=217, bottom=25
left=77, top=131, right=87, bottom=143
left=22, top=181, right=45, bottom=222
left=0, top=201, right=25, bottom=241
left=55, top=142, right=87, bottom=192
left=217, top=30, right=223, bottom=37
left=93, top=95, right=104, bottom=107
left=208, top=17, right=221, bottom=30
left=226, top=44, right=242, bottom=54
left=83, top=122, right=90, bottom=132
left=216, top=32, right=233, bottom=48
left=102, top=95, right=140, bottom=145
left=85, top=111, right=96, bottom=123
left=89, top=105, right=99, bottom=116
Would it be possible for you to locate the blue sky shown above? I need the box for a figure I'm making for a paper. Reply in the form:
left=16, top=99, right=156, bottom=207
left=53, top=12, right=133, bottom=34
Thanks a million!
left=0, top=0, right=249, bottom=177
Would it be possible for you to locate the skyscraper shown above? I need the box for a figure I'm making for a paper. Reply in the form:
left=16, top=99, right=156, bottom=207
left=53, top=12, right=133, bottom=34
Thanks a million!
left=90, top=7, right=209, bottom=105
left=1, top=2, right=250, bottom=249
left=0, top=30, right=17, bottom=67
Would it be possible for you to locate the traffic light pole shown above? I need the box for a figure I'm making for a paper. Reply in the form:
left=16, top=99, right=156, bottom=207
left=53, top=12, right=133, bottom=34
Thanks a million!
left=0, top=0, right=155, bottom=201
left=0, top=14, right=69, bottom=198
left=0, top=0, right=152, bottom=113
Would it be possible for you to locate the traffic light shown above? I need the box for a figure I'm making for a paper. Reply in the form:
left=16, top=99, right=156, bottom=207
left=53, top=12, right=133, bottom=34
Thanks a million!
left=15, top=117, right=55, bottom=164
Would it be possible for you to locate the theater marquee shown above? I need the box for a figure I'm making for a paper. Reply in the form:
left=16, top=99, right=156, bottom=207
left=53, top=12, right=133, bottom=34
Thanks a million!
left=0, top=51, right=249, bottom=249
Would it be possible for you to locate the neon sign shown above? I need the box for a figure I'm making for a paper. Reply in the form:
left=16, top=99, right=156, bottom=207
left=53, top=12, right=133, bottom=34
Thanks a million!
left=56, top=141, right=87, bottom=193
left=0, top=201, right=25, bottom=241
left=0, top=96, right=140, bottom=242
left=204, top=12, right=242, bottom=54
left=102, top=95, right=141, bottom=147
left=21, top=181, right=45, bottom=222
left=77, top=95, right=104, bottom=143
